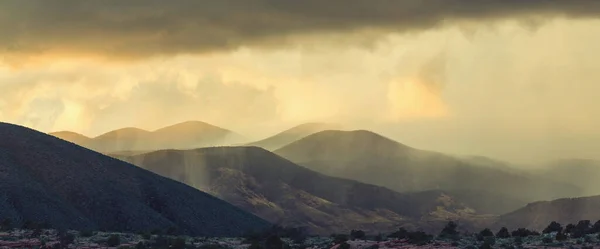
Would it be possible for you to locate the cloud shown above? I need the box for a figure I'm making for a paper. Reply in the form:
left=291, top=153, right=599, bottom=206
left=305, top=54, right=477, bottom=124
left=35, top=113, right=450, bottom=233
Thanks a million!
left=2, top=0, right=600, bottom=61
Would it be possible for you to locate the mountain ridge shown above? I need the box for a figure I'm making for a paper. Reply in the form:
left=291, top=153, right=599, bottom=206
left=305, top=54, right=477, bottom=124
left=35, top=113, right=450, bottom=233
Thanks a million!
left=0, top=122, right=269, bottom=236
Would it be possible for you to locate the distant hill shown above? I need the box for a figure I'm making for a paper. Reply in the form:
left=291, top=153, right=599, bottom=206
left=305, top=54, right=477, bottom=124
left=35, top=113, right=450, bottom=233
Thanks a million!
left=50, top=121, right=246, bottom=153
left=495, top=195, right=600, bottom=231
left=115, top=146, right=493, bottom=234
left=0, top=122, right=269, bottom=236
left=49, top=131, right=92, bottom=145
left=245, top=123, right=342, bottom=150
left=274, top=130, right=583, bottom=207
left=531, top=159, right=600, bottom=196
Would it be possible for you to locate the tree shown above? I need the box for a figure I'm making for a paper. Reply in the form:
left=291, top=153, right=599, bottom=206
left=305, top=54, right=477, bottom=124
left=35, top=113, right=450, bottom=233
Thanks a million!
left=496, top=227, right=510, bottom=238
left=555, top=231, right=568, bottom=241
left=591, top=220, right=600, bottom=234
left=477, top=228, right=494, bottom=241
left=106, top=234, right=121, bottom=247
left=350, top=230, right=366, bottom=240
left=407, top=231, right=433, bottom=245
left=511, top=228, right=538, bottom=238
left=332, top=234, right=349, bottom=244
left=0, top=218, right=12, bottom=231
left=388, top=228, right=409, bottom=239
left=543, top=221, right=563, bottom=234
left=265, top=235, right=284, bottom=249
left=565, top=224, right=575, bottom=234
left=439, top=221, right=459, bottom=239
left=572, top=220, right=591, bottom=238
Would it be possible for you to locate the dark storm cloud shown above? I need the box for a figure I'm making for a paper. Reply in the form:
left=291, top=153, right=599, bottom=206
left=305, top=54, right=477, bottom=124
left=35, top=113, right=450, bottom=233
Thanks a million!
left=1, top=0, right=600, bottom=58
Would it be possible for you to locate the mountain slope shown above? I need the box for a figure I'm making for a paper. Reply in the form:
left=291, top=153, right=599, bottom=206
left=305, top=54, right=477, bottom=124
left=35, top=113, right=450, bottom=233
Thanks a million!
left=54, top=121, right=245, bottom=153
left=274, top=130, right=582, bottom=207
left=49, top=131, right=92, bottom=145
left=495, top=195, right=600, bottom=231
left=115, top=146, right=490, bottom=234
left=0, top=122, right=269, bottom=236
left=531, top=159, right=600, bottom=197
left=245, top=123, right=342, bottom=150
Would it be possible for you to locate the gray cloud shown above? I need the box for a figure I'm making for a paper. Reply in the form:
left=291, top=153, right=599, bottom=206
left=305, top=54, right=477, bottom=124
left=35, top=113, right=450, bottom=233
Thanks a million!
left=2, top=0, right=600, bottom=59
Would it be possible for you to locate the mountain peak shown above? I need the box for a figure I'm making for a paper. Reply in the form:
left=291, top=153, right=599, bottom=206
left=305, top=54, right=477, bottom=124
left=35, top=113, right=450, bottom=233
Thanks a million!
left=245, top=122, right=344, bottom=150
left=153, top=120, right=230, bottom=133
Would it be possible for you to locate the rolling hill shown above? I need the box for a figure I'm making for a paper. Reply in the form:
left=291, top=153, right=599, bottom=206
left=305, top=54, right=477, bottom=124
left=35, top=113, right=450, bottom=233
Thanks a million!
left=245, top=123, right=342, bottom=150
left=0, top=122, right=269, bottom=236
left=495, top=195, right=600, bottom=231
left=114, top=146, right=494, bottom=234
left=274, top=130, right=583, bottom=207
left=50, top=121, right=246, bottom=153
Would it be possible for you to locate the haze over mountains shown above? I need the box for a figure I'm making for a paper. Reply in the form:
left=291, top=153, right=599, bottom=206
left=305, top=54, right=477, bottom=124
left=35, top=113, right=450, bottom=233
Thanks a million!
left=0, top=122, right=269, bottom=236
left=495, top=195, right=600, bottom=231
left=274, top=130, right=583, bottom=204
left=115, top=146, right=496, bottom=234
left=245, top=123, right=343, bottom=151
left=37, top=120, right=600, bottom=233
left=50, top=121, right=245, bottom=154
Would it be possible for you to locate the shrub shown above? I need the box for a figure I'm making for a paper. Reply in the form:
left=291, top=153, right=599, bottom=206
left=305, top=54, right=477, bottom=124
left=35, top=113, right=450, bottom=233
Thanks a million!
left=338, top=242, right=350, bottom=249
left=350, top=230, right=366, bottom=240
left=106, top=234, right=121, bottom=247
left=332, top=234, right=349, bottom=244
left=542, top=237, right=553, bottom=244
left=543, top=221, right=563, bottom=234
left=79, top=230, right=94, bottom=237
left=511, top=228, right=538, bottom=238
left=388, top=228, right=409, bottom=239
left=555, top=231, right=568, bottom=241
left=135, top=242, right=148, bottom=249
left=171, top=237, right=186, bottom=249
left=496, top=227, right=510, bottom=238
left=407, top=231, right=433, bottom=245
left=477, top=228, right=494, bottom=241
left=374, top=234, right=383, bottom=242
left=439, top=221, right=459, bottom=239
left=59, top=231, right=75, bottom=246
left=0, top=218, right=12, bottom=231
left=565, top=224, right=575, bottom=234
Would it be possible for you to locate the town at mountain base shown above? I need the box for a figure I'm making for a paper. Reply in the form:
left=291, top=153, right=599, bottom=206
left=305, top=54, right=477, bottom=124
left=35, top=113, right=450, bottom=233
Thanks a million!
left=2, top=219, right=600, bottom=249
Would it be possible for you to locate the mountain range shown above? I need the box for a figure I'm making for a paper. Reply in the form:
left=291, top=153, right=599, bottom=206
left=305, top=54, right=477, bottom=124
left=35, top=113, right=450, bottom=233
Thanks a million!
left=0, top=122, right=268, bottom=236
left=41, top=121, right=600, bottom=234
left=114, top=146, right=498, bottom=234
left=274, top=130, right=583, bottom=205
left=245, top=123, right=342, bottom=150
left=50, top=121, right=245, bottom=153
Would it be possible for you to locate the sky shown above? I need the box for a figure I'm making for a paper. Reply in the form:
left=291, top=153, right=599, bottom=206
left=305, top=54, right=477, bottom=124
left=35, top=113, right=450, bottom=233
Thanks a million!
left=1, top=0, right=600, bottom=164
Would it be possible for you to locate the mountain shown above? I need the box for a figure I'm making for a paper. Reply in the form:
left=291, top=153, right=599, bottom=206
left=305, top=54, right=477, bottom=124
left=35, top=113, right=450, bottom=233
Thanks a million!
left=0, top=122, right=269, bottom=236
left=245, top=123, right=342, bottom=150
left=49, top=131, right=92, bottom=145
left=274, top=130, right=582, bottom=207
left=51, top=121, right=246, bottom=153
left=114, top=146, right=492, bottom=234
left=495, top=195, right=600, bottom=231
left=531, top=159, right=600, bottom=197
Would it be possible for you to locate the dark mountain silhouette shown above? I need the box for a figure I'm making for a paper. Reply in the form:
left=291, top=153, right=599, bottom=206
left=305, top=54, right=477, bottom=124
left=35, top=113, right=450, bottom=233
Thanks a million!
left=532, top=159, right=600, bottom=197
left=114, top=146, right=492, bottom=234
left=274, top=130, right=582, bottom=210
left=50, top=121, right=246, bottom=153
left=49, top=131, right=92, bottom=145
left=245, top=123, right=342, bottom=150
left=495, top=195, right=600, bottom=231
left=0, top=122, right=269, bottom=236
